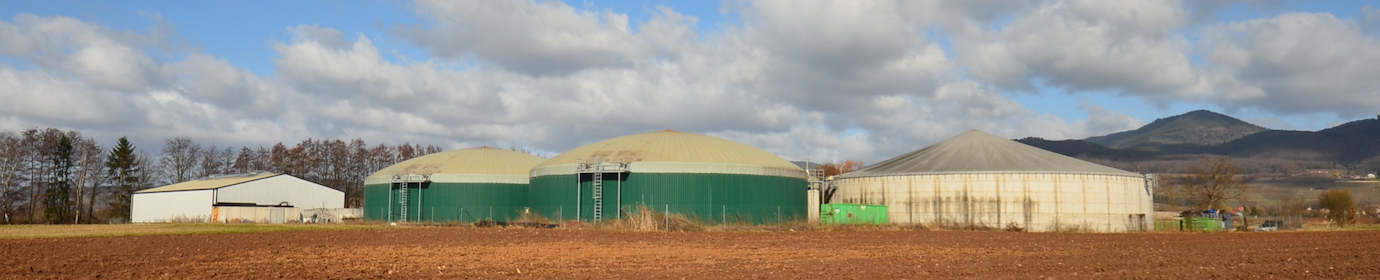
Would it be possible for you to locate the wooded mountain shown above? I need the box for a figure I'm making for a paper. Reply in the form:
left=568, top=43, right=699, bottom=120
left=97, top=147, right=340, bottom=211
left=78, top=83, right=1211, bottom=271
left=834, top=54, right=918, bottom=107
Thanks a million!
left=1084, top=110, right=1267, bottom=151
left=1019, top=111, right=1380, bottom=174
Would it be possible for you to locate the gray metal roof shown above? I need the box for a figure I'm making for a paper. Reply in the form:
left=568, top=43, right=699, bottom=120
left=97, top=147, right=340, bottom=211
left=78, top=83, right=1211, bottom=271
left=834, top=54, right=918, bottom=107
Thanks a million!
left=839, top=130, right=1141, bottom=178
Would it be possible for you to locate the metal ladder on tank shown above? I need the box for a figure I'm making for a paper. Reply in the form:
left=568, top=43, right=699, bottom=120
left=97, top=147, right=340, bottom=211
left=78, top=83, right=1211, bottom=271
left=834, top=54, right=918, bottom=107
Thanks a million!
left=397, top=181, right=408, bottom=223
left=576, top=158, right=630, bottom=223
left=591, top=172, right=603, bottom=222
left=390, top=172, right=434, bottom=223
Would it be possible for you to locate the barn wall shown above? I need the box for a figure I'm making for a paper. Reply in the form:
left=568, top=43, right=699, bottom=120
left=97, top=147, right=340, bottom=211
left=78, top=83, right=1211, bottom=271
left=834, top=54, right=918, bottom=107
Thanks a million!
left=213, top=206, right=301, bottom=223
left=215, top=175, right=344, bottom=209
left=831, top=173, right=1152, bottom=232
left=131, top=190, right=214, bottom=223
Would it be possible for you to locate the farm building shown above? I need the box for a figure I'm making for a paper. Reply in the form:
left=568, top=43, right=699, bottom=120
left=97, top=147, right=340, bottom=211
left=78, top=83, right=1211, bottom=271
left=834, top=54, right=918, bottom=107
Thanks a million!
left=829, top=130, right=1154, bottom=232
left=362, top=147, right=545, bottom=222
left=131, top=172, right=344, bottom=223
left=528, top=130, right=808, bottom=224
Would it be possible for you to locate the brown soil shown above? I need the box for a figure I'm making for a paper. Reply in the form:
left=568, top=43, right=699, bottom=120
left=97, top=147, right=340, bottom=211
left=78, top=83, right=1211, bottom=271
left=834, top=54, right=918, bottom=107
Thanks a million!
left=3, top=227, right=1379, bottom=279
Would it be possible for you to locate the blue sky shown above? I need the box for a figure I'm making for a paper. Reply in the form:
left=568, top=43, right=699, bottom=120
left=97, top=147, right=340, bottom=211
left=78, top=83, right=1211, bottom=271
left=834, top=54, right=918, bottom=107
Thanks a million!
left=3, top=0, right=1379, bottom=162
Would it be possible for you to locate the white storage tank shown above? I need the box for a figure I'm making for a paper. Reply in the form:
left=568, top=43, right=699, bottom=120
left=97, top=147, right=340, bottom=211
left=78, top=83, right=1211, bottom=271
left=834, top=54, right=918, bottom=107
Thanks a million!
left=829, top=130, right=1154, bottom=232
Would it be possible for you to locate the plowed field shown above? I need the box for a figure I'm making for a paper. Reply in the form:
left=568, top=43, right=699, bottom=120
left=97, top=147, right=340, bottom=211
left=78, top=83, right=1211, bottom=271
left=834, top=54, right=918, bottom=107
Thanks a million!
left=3, top=227, right=1379, bottom=279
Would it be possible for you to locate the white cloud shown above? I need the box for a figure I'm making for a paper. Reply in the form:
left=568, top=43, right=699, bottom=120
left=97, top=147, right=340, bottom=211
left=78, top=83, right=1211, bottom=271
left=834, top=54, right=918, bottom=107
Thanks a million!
left=1203, top=12, right=1380, bottom=118
left=0, top=14, right=290, bottom=148
left=953, top=0, right=1207, bottom=99
left=396, top=0, right=645, bottom=76
left=0, top=68, right=138, bottom=125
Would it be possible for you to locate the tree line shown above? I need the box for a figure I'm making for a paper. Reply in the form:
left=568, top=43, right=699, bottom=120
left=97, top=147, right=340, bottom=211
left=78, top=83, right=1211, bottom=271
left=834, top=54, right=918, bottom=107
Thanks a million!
left=0, top=128, right=441, bottom=224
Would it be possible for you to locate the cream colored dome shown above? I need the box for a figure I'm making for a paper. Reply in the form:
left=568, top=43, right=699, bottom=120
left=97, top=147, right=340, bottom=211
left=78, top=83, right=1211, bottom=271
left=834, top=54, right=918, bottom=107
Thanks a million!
left=365, top=147, right=545, bottom=184
left=531, top=130, right=806, bottom=178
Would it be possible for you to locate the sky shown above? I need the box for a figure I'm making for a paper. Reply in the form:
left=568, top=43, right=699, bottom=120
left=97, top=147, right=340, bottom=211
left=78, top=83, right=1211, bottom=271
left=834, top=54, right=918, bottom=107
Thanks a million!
left=2, top=0, right=1379, bottom=164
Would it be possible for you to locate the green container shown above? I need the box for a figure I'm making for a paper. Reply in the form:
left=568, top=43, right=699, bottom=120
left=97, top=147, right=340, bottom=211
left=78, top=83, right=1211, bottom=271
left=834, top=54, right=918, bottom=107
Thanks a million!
left=820, top=203, right=888, bottom=225
left=528, top=173, right=806, bottom=224
left=1186, top=216, right=1224, bottom=232
left=363, top=182, right=529, bottom=223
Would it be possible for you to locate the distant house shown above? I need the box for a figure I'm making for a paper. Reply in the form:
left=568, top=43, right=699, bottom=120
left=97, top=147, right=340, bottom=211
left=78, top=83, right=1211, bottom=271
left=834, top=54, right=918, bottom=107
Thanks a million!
left=1305, top=169, right=1346, bottom=176
left=132, top=172, right=344, bottom=223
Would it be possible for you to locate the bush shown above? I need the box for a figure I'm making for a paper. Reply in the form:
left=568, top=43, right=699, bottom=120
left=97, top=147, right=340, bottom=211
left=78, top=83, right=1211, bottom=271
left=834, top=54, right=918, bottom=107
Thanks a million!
left=1317, top=189, right=1355, bottom=226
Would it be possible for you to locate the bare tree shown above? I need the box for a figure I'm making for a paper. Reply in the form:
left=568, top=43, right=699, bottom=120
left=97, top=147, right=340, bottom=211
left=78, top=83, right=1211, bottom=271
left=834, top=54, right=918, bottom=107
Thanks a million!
left=230, top=146, right=255, bottom=174
left=1182, top=157, right=1249, bottom=210
left=23, top=129, right=63, bottom=222
left=160, top=137, right=202, bottom=184
left=0, top=131, right=23, bottom=224
left=134, top=151, right=159, bottom=191
left=197, top=145, right=224, bottom=178
left=66, top=133, right=103, bottom=223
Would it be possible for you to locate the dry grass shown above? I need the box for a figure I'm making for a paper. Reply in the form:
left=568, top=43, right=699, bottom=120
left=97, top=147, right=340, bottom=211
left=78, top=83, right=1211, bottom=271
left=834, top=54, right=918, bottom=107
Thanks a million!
left=511, top=210, right=553, bottom=224
left=597, top=205, right=704, bottom=232
left=0, top=223, right=380, bottom=239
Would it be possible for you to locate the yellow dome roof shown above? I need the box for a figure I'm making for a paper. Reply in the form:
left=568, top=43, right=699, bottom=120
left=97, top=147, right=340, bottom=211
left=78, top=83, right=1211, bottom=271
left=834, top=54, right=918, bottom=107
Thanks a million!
left=532, top=130, right=806, bottom=178
left=366, top=147, right=545, bottom=184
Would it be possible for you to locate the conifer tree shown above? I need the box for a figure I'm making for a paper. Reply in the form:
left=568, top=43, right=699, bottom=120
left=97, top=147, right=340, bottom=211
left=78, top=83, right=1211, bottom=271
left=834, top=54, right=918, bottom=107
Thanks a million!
left=105, top=137, right=140, bottom=222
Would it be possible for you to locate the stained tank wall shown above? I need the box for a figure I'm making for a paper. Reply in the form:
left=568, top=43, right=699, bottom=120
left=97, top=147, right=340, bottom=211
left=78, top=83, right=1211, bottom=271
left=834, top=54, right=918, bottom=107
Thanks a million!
left=830, top=173, right=1153, bottom=232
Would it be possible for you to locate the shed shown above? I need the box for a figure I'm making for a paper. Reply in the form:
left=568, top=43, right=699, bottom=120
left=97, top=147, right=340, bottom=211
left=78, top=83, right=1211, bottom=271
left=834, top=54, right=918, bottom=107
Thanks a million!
left=131, top=172, right=344, bottom=223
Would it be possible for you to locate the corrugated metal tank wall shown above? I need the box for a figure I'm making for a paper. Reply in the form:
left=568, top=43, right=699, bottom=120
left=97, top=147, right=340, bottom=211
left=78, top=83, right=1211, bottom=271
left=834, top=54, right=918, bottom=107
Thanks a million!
left=830, top=173, right=1152, bottom=232
left=363, top=182, right=529, bottom=222
left=528, top=173, right=806, bottom=224
left=361, top=147, right=545, bottom=223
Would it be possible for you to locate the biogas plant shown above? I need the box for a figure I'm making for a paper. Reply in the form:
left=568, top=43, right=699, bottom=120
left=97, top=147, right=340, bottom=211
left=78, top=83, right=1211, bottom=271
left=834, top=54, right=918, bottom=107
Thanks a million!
left=361, top=130, right=1154, bottom=232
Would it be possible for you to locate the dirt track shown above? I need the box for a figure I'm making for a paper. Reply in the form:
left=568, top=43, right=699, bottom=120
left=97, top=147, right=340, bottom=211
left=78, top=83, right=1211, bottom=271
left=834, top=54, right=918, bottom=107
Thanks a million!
left=3, top=227, right=1379, bottom=279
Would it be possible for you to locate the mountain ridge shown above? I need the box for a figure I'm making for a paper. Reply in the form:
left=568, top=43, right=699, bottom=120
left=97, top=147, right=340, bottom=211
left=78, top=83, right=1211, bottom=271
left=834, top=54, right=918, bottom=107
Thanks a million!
left=1084, top=110, right=1267, bottom=151
left=1019, top=111, right=1380, bottom=174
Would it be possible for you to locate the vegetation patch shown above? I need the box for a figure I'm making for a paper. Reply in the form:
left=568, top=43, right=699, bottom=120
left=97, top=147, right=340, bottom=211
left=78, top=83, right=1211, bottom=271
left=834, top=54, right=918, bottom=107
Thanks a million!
left=0, top=223, right=380, bottom=239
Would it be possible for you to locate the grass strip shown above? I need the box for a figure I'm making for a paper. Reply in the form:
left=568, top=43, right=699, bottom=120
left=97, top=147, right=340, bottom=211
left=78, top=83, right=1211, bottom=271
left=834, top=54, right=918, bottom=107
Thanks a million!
left=0, top=223, right=381, bottom=239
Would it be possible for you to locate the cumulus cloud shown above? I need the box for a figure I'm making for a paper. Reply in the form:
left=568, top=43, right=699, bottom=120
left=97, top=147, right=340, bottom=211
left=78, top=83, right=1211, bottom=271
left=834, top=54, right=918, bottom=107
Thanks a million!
left=734, top=0, right=951, bottom=113
left=0, top=13, right=289, bottom=148
left=953, top=0, right=1207, bottom=99
left=395, top=0, right=645, bottom=76
left=1202, top=12, right=1380, bottom=118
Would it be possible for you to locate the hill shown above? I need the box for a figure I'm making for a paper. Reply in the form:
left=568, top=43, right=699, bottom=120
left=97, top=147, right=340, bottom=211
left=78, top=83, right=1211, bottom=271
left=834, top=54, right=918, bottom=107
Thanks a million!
left=1217, top=117, right=1380, bottom=163
left=1015, top=137, right=1160, bottom=161
left=1028, top=112, right=1380, bottom=175
left=1085, top=110, right=1267, bottom=151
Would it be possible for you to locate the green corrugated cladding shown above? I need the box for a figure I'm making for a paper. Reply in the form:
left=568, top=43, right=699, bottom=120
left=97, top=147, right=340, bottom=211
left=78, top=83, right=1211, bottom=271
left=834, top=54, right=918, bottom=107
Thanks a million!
left=820, top=204, right=889, bottom=225
left=362, top=182, right=528, bottom=223
left=1187, top=217, right=1224, bottom=232
left=528, top=173, right=807, bottom=224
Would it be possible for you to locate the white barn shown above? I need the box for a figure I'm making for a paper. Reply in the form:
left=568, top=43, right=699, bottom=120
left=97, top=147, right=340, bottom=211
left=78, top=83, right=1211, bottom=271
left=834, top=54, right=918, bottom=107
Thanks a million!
left=131, top=172, right=344, bottom=223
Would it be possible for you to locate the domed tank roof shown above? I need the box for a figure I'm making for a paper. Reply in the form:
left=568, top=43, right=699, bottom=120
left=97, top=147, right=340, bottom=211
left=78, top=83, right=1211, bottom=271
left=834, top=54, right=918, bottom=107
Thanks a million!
left=838, top=130, right=1141, bottom=178
left=531, top=130, right=806, bottom=178
left=365, top=147, right=546, bottom=185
